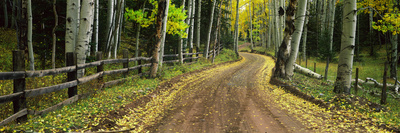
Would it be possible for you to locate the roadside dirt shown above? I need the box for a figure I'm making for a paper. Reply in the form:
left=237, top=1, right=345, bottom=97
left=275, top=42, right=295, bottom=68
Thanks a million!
left=147, top=53, right=309, bottom=133
left=91, top=52, right=392, bottom=132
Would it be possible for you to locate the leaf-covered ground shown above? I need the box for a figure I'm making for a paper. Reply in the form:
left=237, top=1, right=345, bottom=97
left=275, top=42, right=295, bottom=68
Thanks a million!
left=1, top=49, right=238, bottom=132
left=2, top=50, right=395, bottom=132
left=91, top=52, right=391, bottom=132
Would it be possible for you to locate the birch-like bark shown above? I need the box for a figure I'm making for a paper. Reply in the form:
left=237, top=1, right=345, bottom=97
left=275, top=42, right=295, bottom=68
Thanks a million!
left=65, top=0, right=80, bottom=54
left=322, top=0, right=327, bottom=31
left=267, top=0, right=271, bottom=49
left=179, top=0, right=186, bottom=63
left=106, top=0, right=114, bottom=57
left=159, top=0, right=169, bottom=68
left=234, top=0, right=239, bottom=56
left=52, top=0, right=58, bottom=69
left=189, top=0, right=196, bottom=56
left=75, top=0, right=94, bottom=77
left=213, top=0, right=222, bottom=63
left=150, top=0, right=167, bottom=78
left=184, top=0, right=193, bottom=55
left=196, top=0, right=201, bottom=54
left=232, top=0, right=236, bottom=52
left=262, top=0, right=266, bottom=48
left=285, top=0, right=307, bottom=79
left=294, top=64, right=323, bottom=79
left=274, top=0, right=299, bottom=79
left=112, top=0, right=123, bottom=59
left=136, top=24, right=141, bottom=60
left=205, top=0, right=217, bottom=59
left=249, top=0, right=253, bottom=51
left=302, top=1, right=309, bottom=61
left=91, top=0, right=99, bottom=55
left=27, top=0, right=34, bottom=70
left=328, top=0, right=336, bottom=52
left=274, top=0, right=279, bottom=57
left=334, top=0, right=357, bottom=94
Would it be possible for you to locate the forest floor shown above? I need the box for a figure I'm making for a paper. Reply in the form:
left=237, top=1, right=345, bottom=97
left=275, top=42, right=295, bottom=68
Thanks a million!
left=90, top=52, right=391, bottom=132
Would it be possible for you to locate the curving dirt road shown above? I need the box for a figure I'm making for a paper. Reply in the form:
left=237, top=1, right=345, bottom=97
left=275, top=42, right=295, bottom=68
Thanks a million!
left=150, top=53, right=310, bottom=133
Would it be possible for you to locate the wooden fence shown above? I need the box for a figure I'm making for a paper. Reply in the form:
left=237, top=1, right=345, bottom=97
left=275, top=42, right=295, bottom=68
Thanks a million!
left=0, top=44, right=223, bottom=126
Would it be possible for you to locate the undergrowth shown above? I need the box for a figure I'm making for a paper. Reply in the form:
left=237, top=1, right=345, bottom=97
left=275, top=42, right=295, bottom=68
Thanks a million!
left=284, top=73, right=400, bottom=131
left=0, top=49, right=238, bottom=132
left=245, top=44, right=400, bottom=131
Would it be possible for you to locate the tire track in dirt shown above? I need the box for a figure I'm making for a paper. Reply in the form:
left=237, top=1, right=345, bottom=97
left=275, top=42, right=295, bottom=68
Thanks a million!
left=150, top=53, right=310, bottom=133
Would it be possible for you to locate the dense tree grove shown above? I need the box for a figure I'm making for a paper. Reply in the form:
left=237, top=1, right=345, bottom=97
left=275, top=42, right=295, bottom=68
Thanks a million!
left=0, top=0, right=399, bottom=94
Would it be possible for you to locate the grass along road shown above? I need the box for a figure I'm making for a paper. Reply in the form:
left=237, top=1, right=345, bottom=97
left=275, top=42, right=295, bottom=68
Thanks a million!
left=93, top=52, right=390, bottom=132
left=114, top=53, right=386, bottom=133
left=149, top=52, right=308, bottom=132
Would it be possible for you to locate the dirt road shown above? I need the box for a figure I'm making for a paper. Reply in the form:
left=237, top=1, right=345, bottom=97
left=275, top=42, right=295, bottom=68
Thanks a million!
left=150, top=53, right=309, bottom=133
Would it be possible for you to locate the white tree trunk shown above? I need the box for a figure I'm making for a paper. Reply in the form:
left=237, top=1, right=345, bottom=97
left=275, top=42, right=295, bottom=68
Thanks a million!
left=92, top=0, right=99, bottom=55
left=274, top=0, right=299, bottom=78
left=65, top=0, right=80, bottom=54
left=235, top=0, right=239, bottom=56
left=52, top=0, right=58, bottom=69
left=196, top=0, right=201, bottom=54
left=328, top=0, right=336, bottom=52
left=179, top=0, right=186, bottom=64
left=27, top=0, right=34, bottom=70
left=159, top=0, right=169, bottom=67
left=205, top=0, right=217, bottom=59
left=267, top=0, right=272, bottom=49
left=184, top=0, right=192, bottom=54
left=112, top=0, right=123, bottom=59
left=294, top=64, right=323, bottom=79
left=75, top=0, right=94, bottom=77
left=334, top=0, right=357, bottom=94
left=106, top=0, right=115, bottom=57
left=302, top=1, right=309, bottom=61
left=213, top=0, right=222, bottom=60
left=274, top=0, right=280, bottom=57
left=285, top=0, right=308, bottom=78
left=189, top=0, right=196, bottom=55
left=249, top=0, right=253, bottom=51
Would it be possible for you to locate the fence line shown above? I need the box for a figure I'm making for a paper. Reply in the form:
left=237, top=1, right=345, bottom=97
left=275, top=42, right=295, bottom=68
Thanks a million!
left=0, top=44, right=224, bottom=126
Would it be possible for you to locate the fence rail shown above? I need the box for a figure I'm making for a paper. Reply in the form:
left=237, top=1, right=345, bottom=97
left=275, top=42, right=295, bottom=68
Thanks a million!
left=0, top=44, right=224, bottom=126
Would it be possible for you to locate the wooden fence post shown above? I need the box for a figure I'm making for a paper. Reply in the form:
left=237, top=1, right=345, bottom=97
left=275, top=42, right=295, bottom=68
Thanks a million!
left=13, top=50, right=27, bottom=122
left=355, top=68, right=359, bottom=94
left=138, top=59, right=142, bottom=75
left=96, top=52, right=103, bottom=83
left=381, top=62, right=388, bottom=105
left=314, top=62, right=316, bottom=72
left=123, top=50, right=129, bottom=77
left=67, top=52, right=77, bottom=98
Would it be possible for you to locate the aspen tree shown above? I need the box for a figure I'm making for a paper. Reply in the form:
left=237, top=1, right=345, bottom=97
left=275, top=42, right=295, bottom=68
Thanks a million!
left=334, top=0, right=357, bottom=94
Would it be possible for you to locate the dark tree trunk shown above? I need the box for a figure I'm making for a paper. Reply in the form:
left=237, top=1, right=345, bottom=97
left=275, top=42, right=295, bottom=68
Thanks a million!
left=150, top=0, right=166, bottom=78
left=18, top=0, right=28, bottom=52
